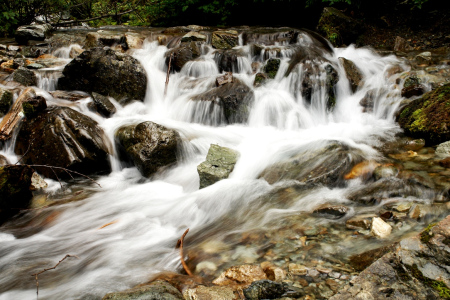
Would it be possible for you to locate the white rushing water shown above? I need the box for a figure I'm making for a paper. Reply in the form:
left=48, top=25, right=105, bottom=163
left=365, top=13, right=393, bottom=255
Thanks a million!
left=0, top=32, right=410, bottom=299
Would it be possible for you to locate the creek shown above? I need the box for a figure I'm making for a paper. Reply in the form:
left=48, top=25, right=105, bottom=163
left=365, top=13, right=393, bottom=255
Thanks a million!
left=0, top=28, right=449, bottom=299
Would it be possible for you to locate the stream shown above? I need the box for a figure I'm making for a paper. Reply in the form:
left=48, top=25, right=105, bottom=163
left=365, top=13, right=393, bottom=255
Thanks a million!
left=0, top=27, right=449, bottom=299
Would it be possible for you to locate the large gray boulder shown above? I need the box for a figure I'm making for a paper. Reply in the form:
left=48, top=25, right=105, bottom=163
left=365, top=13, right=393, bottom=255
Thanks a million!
left=14, top=106, right=111, bottom=179
left=115, top=122, right=181, bottom=177
left=197, top=144, right=239, bottom=189
left=192, top=77, right=254, bottom=124
left=15, top=23, right=53, bottom=45
left=58, top=47, right=147, bottom=105
left=260, top=141, right=363, bottom=187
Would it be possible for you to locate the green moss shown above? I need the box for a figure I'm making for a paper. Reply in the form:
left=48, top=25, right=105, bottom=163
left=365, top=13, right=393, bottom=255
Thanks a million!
left=420, top=222, right=437, bottom=243
left=400, top=107, right=410, bottom=119
left=407, top=264, right=450, bottom=299
left=22, top=102, right=34, bottom=118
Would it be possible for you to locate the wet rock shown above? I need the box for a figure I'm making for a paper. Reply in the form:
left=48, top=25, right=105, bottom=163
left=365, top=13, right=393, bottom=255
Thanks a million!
left=212, top=30, right=239, bottom=50
left=181, top=31, right=207, bottom=43
left=436, top=140, right=450, bottom=156
left=58, top=47, right=147, bottom=105
left=349, top=244, right=397, bottom=271
left=0, top=88, right=13, bottom=117
left=166, top=41, right=202, bottom=72
left=288, top=264, right=307, bottom=275
left=22, top=96, right=47, bottom=118
left=359, top=89, right=377, bottom=113
left=0, top=165, right=35, bottom=224
left=183, top=285, right=237, bottom=300
left=346, top=214, right=376, bottom=230
left=115, top=121, right=180, bottom=178
left=404, top=138, right=426, bottom=151
left=243, top=280, right=287, bottom=300
left=313, top=203, right=349, bottom=219
left=214, top=49, right=245, bottom=73
left=439, top=157, right=450, bottom=168
left=260, top=141, right=363, bottom=187
left=197, top=144, right=239, bottom=189
left=192, top=77, right=254, bottom=124
left=253, top=73, right=268, bottom=87
left=317, top=7, right=363, bottom=47
left=15, top=106, right=111, bottom=179
left=123, top=32, right=145, bottom=50
left=216, top=72, right=233, bottom=87
left=15, top=24, right=53, bottom=45
left=213, top=265, right=267, bottom=287
left=339, top=57, right=363, bottom=92
left=401, top=84, right=426, bottom=98
left=261, top=262, right=286, bottom=282
left=372, top=164, right=399, bottom=181
left=263, top=58, right=280, bottom=79
left=30, top=172, right=48, bottom=191
left=102, top=280, right=183, bottom=300
left=397, top=83, right=450, bottom=145
left=394, top=36, right=413, bottom=52
left=415, top=51, right=432, bottom=65
left=13, top=66, right=37, bottom=86
left=162, top=26, right=190, bottom=34
left=85, top=31, right=126, bottom=50
left=370, top=217, right=392, bottom=238
left=0, top=155, right=9, bottom=166
left=241, top=29, right=300, bottom=46
left=399, top=170, right=435, bottom=189
left=49, top=90, right=89, bottom=101
left=344, top=160, right=380, bottom=181
left=91, top=92, right=116, bottom=118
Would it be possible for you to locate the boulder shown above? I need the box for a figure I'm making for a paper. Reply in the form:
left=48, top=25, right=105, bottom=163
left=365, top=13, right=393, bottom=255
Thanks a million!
left=260, top=141, right=363, bottom=187
left=102, top=280, right=183, bottom=300
left=0, top=88, right=13, bottom=117
left=90, top=92, right=116, bottom=118
left=15, top=24, right=53, bottom=45
left=181, top=31, right=207, bottom=43
left=58, top=47, right=147, bottom=105
left=212, top=30, right=239, bottom=50
left=339, top=57, right=363, bottom=92
left=22, top=96, right=47, bottom=118
left=214, top=49, right=245, bottom=73
left=166, top=41, right=202, bottom=72
left=115, top=121, right=181, bottom=177
left=13, top=66, right=37, bottom=86
left=317, top=7, right=363, bottom=47
left=14, top=106, right=111, bottom=179
left=263, top=58, right=280, bottom=79
left=0, top=165, right=35, bottom=224
left=436, top=141, right=450, bottom=156
left=397, top=83, right=450, bottom=145
left=192, top=77, right=254, bottom=124
left=197, top=144, right=239, bottom=189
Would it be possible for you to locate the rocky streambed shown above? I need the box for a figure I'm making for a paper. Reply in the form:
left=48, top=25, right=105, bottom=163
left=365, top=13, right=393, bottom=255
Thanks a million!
left=0, top=24, right=449, bottom=300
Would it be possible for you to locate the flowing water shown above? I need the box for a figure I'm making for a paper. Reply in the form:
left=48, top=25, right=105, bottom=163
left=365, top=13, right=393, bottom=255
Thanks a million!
left=0, top=29, right=448, bottom=299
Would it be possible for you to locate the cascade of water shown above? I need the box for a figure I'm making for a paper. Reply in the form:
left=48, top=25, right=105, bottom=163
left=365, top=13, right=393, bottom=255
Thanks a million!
left=0, top=29, right=422, bottom=300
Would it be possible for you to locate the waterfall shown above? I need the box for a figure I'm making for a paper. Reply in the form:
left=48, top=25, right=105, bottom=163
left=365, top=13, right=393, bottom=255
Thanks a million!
left=0, top=28, right=436, bottom=300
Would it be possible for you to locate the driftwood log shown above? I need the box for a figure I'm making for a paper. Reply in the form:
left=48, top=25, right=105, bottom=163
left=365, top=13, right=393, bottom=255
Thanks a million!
left=0, top=87, right=36, bottom=142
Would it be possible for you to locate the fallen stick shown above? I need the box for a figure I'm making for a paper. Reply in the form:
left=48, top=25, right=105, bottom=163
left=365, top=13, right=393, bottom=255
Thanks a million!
left=31, top=254, right=79, bottom=300
left=176, top=228, right=193, bottom=276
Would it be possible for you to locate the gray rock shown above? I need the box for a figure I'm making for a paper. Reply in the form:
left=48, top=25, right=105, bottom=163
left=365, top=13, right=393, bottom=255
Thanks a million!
left=436, top=141, right=450, bottom=156
left=15, top=24, right=53, bottom=45
left=0, top=88, right=13, bottom=117
left=91, top=92, right=116, bottom=118
left=181, top=31, right=207, bottom=43
left=102, top=280, right=183, bottom=300
left=58, top=48, right=147, bottom=105
left=14, top=106, right=111, bottom=179
left=212, top=30, right=239, bottom=50
left=339, top=57, right=363, bottom=93
left=197, top=144, right=239, bottom=189
left=13, top=66, right=37, bottom=86
left=115, top=122, right=181, bottom=177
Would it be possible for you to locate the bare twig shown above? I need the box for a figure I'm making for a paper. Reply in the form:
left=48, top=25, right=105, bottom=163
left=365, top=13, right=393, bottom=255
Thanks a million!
left=164, top=53, right=173, bottom=98
left=176, top=228, right=192, bottom=276
left=28, top=164, right=102, bottom=188
left=31, top=254, right=79, bottom=300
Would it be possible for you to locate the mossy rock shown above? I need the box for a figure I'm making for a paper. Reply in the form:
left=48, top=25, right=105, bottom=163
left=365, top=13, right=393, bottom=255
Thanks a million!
left=317, top=7, right=363, bottom=47
left=397, top=83, right=450, bottom=145
left=263, top=58, right=280, bottom=79
left=0, top=88, right=13, bottom=117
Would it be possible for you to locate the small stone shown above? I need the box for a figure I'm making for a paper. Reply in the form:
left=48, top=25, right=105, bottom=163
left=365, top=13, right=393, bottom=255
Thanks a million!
left=308, top=269, right=320, bottom=278
left=329, top=272, right=341, bottom=279
left=325, top=279, right=340, bottom=292
left=288, top=263, right=307, bottom=276
left=346, top=214, right=376, bottom=230
left=213, top=265, right=267, bottom=287
left=317, top=267, right=332, bottom=274
left=30, top=172, right=47, bottom=191
left=370, top=217, right=392, bottom=238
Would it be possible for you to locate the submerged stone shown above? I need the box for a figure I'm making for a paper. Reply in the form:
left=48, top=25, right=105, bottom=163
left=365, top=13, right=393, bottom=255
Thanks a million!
left=102, top=280, right=183, bottom=300
left=197, top=144, right=239, bottom=189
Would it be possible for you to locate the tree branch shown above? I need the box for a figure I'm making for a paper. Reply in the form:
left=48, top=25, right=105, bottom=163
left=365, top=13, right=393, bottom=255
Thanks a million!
left=176, top=228, right=193, bottom=276
left=51, top=8, right=136, bottom=27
